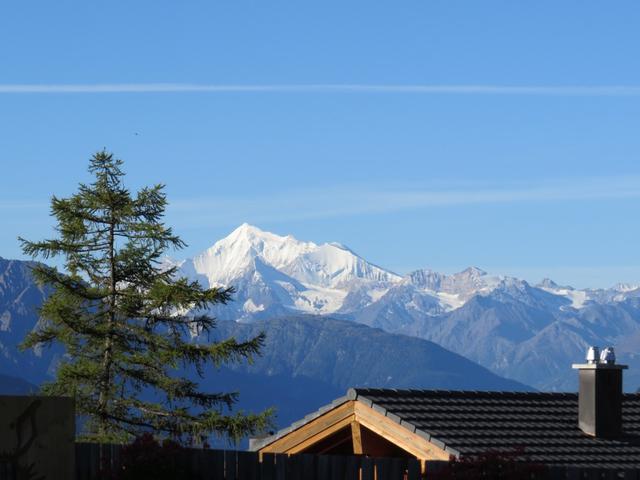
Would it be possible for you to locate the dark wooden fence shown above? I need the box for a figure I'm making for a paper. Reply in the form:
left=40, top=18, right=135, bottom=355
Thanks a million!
left=75, top=443, right=421, bottom=480
left=75, top=443, right=640, bottom=480
left=543, top=468, right=640, bottom=480
left=424, top=460, right=640, bottom=479
left=0, top=460, right=15, bottom=480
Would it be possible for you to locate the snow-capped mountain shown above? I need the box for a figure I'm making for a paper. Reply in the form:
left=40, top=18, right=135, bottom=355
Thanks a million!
left=191, top=224, right=397, bottom=287
left=171, top=224, right=640, bottom=391
left=400, top=266, right=542, bottom=311
left=174, top=223, right=401, bottom=319
left=3, top=224, right=640, bottom=392
left=181, top=224, right=640, bottom=319
left=175, top=224, right=556, bottom=319
left=170, top=224, right=640, bottom=323
left=0, top=256, right=529, bottom=407
left=539, top=280, right=640, bottom=308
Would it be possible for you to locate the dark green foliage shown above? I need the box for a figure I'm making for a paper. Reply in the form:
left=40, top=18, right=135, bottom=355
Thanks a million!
left=19, top=151, right=272, bottom=443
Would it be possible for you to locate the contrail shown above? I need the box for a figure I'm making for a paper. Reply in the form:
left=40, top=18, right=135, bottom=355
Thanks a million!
left=2, top=83, right=640, bottom=95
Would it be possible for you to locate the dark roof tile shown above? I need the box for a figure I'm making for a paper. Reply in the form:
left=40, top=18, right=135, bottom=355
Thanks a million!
left=353, top=388, right=640, bottom=468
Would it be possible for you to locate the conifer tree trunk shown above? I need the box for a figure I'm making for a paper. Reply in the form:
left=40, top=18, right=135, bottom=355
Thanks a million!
left=98, top=220, right=116, bottom=437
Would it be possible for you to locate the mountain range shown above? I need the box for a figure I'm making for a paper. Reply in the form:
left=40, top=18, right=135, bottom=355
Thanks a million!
left=0, top=257, right=60, bottom=384
left=173, top=224, right=640, bottom=391
left=0, top=253, right=527, bottom=433
left=3, top=222, right=640, bottom=405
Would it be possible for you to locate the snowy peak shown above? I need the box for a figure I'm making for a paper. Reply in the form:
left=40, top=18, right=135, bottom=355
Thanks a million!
left=190, top=224, right=399, bottom=288
left=457, top=266, right=488, bottom=278
left=222, top=223, right=313, bottom=259
left=612, top=283, right=640, bottom=293
left=537, top=279, right=640, bottom=309
left=537, top=278, right=563, bottom=290
left=401, top=267, right=528, bottom=312
left=175, top=224, right=401, bottom=318
left=283, top=243, right=399, bottom=288
left=194, top=223, right=315, bottom=281
left=406, top=266, right=519, bottom=297
left=175, top=224, right=640, bottom=322
left=447, top=267, right=498, bottom=294
left=405, top=269, right=445, bottom=290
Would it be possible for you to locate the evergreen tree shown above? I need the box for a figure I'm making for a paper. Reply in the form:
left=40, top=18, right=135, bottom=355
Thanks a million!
left=19, top=151, right=271, bottom=443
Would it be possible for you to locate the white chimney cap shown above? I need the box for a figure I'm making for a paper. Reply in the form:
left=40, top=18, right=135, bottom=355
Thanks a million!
left=600, top=346, right=616, bottom=364
left=586, top=346, right=600, bottom=364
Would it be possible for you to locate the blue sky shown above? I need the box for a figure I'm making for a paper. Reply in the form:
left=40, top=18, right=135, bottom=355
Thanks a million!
left=2, top=1, right=640, bottom=288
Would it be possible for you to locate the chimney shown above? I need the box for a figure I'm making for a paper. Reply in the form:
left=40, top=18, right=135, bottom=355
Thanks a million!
left=572, top=346, right=627, bottom=438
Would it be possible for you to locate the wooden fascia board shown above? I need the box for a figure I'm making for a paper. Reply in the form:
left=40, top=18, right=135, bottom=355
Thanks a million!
left=353, top=401, right=450, bottom=461
left=258, top=398, right=450, bottom=462
left=286, top=416, right=354, bottom=454
left=259, top=400, right=357, bottom=454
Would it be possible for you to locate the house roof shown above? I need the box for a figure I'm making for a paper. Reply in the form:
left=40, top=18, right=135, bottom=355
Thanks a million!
left=252, top=388, right=640, bottom=469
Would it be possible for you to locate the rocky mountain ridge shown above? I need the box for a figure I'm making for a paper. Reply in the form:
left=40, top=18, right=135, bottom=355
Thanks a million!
left=0, top=255, right=529, bottom=428
left=5, top=224, right=640, bottom=392
left=172, top=225, right=640, bottom=390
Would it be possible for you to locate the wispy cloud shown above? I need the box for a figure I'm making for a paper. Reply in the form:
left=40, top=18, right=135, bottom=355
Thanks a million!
left=5, top=176, right=637, bottom=226
left=166, top=176, right=640, bottom=227
left=4, top=83, right=640, bottom=95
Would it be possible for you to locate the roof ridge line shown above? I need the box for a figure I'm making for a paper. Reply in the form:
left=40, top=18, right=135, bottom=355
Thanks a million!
left=351, top=387, right=581, bottom=396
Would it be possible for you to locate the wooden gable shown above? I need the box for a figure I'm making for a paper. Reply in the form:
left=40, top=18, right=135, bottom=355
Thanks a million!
left=258, top=400, right=449, bottom=463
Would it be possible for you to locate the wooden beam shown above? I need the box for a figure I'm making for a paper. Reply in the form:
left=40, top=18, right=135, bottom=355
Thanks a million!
left=259, top=401, right=357, bottom=453
left=354, top=402, right=450, bottom=461
left=286, top=416, right=354, bottom=454
left=351, top=421, right=363, bottom=454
